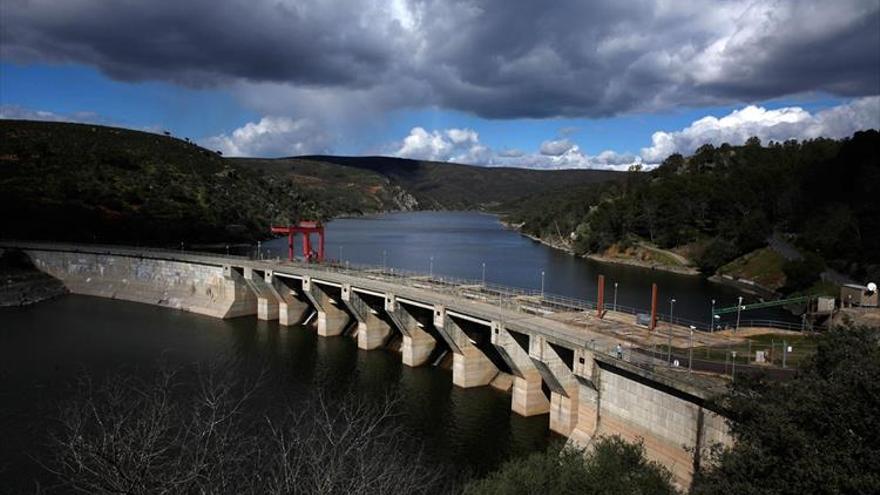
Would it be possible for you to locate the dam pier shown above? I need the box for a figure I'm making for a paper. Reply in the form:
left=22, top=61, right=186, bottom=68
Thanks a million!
left=3, top=241, right=734, bottom=489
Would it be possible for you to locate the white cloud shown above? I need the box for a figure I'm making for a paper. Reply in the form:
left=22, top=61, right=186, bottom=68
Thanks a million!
left=202, top=116, right=332, bottom=157
left=641, top=97, right=880, bottom=162
left=393, top=127, right=491, bottom=163
left=0, top=105, right=102, bottom=124
left=391, top=127, right=643, bottom=170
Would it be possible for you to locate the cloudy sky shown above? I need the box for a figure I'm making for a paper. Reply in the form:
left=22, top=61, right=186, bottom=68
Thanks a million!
left=2, top=0, right=879, bottom=169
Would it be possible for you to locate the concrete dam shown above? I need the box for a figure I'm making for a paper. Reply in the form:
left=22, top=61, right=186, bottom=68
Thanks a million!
left=5, top=241, right=732, bottom=488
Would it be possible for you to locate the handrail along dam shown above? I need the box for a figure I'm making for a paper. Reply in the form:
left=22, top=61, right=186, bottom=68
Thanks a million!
left=4, top=241, right=733, bottom=488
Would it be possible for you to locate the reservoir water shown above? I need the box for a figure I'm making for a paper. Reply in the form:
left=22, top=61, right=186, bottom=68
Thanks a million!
left=265, top=211, right=786, bottom=326
left=0, top=211, right=779, bottom=490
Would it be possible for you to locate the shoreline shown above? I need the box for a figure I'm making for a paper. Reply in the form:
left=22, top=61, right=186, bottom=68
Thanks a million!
left=502, top=221, right=702, bottom=277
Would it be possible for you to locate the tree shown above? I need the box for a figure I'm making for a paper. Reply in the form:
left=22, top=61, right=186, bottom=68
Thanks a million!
left=693, top=327, right=880, bottom=495
left=44, top=362, right=449, bottom=495
left=463, top=437, right=679, bottom=495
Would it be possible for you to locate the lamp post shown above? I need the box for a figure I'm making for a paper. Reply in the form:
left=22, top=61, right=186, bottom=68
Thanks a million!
left=541, top=270, right=545, bottom=297
left=481, top=262, right=486, bottom=286
left=735, top=296, right=744, bottom=333
left=667, top=298, right=676, bottom=365
left=613, top=282, right=619, bottom=312
left=429, top=256, right=434, bottom=278
left=710, top=299, right=715, bottom=332
left=688, top=325, right=695, bottom=374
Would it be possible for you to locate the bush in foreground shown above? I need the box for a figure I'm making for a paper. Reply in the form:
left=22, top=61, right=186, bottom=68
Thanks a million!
left=463, top=437, right=679, bottom=495
left=693, top=326, right=880, bottom=495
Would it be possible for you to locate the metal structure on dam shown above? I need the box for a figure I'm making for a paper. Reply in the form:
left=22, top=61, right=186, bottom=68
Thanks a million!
left=3, top=241, right=735, bottom=488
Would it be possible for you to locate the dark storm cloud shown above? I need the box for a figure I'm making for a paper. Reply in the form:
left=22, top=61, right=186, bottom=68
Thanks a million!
left=2, top=0, right=878, bottom=118
left=1, top=0, right=399, bottom=87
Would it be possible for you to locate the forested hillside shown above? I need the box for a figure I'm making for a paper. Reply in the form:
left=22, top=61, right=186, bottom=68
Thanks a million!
left=0, top=120, right=622, bottom=245
left=0, top=121, right=378, bottom=244
left=297, top=155, right=622, bottom=210
left=505, top=131, right=880, bottom=289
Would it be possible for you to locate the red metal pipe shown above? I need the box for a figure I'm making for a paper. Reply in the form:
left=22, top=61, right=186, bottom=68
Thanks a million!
left=650, top=283, right=658, bottom=331
left=288, top=232, right=293, bottom=261
left=597, top=274, right=605, bottom=318
left=303, top=233, right=312, bottom=262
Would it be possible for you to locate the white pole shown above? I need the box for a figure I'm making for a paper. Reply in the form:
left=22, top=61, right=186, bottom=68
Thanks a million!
left=735, top=296, right=743, bottom=333
left=541, top=271, right=545, bottom=297
left=689, top=326, right=695, bottom=373
left=667, top=298, right=675, bottom=365
left=429, top=256, right=433, bottom=278
left=710, top=299, right=715, bottom=332
left=613, top=282, right=618, bottom=311
left=482, top=262, right=486, bottom=286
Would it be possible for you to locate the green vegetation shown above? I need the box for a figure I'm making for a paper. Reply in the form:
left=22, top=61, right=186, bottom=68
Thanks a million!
left=693, top=326, right=880, bottom=495
left=298, top=155, right=623, bottom=210
left=0, top=120, right=622, bottom=245
left=504, top=131, right=880, bottom=288
left=719, top=247, right=787, bottom=291
left=0, top=120, right=339, bottom=244
left=463, top=437, right=679, bottom=495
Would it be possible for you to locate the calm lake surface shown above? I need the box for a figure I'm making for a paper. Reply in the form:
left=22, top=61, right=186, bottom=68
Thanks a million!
left=0, top=211, right=780, bottom=490
left=266, top=211, right=786, bottom=325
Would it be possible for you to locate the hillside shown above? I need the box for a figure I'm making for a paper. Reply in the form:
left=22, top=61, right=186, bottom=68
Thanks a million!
left=504, top=131, right=880, bottom=292
left=0, top=121, right=362, bottom=244
left=0, top=120, right=623, bottom=245
left=295, top=155, right=622, bottom=210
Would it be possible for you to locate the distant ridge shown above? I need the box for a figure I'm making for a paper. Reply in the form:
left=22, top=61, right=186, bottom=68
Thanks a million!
left=0, top=120, right=623, bottom=244
left=289, top=154, right=622, bottom=210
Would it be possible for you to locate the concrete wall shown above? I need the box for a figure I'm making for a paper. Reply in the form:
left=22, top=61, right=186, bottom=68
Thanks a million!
left=569, top=361, right=732, bottom=489
left=26, top=249, right=257, bottom=318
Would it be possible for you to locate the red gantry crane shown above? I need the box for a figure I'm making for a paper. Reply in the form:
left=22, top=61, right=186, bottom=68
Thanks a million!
left=271, top=220, right=325, bottom=263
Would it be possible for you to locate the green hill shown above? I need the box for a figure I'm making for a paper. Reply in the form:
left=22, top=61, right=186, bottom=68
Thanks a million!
left=295, top=155, right=622, bottom=210
left=0, top=120, right=337, bottom=244
left=0, top=120, right=623, bottom=245
left=504, top=131, right=880, bottom=289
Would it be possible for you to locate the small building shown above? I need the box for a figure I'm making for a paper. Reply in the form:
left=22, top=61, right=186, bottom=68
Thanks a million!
left=840, top=283, right=879, bottom=308
left=816, top=296, right=835, bottom=313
